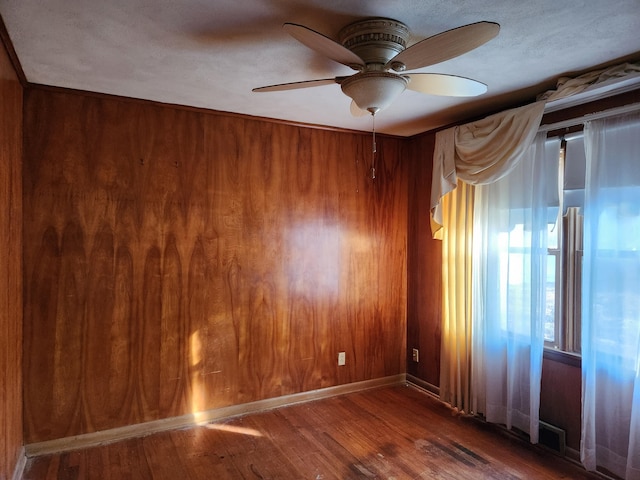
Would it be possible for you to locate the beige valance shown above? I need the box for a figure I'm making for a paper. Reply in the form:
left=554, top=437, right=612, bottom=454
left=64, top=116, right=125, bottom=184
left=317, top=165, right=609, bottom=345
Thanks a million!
left=430, top=101, right=546, bottom=237
left=537, top=61, right=640, bottom=103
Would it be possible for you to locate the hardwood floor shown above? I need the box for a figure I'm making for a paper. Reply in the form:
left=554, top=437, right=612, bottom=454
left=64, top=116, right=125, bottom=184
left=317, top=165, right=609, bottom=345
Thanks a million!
left=22, top=385, right=601, bottom=479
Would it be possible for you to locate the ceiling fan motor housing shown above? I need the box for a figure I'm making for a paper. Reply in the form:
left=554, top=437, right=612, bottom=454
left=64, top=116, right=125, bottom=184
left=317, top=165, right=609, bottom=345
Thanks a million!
left=340, top=71, right=409, bottom=114
left=339, top=18, right=410, bottom=68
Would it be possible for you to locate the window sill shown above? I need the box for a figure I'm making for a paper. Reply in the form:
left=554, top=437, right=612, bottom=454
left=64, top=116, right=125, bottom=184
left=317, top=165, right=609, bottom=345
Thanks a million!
left=543, top=347, right=581, bottom=368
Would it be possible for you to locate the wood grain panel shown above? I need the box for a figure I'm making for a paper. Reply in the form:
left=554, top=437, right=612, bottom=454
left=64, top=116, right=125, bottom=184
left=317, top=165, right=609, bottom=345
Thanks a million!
left=541, top=356, right=582, bottom=451
left=110, top=247, right=136, bottom=422
left=406, top=132, right=442, bottom=388
left=141, top=246, right=163, bottom=419
left=0, top=29, right=23, bottom=480
left=55, top=223, right=86, bottom=435
left=23, top=228, right=61, bottom=436
left=23, top=88, right=408, bottom=443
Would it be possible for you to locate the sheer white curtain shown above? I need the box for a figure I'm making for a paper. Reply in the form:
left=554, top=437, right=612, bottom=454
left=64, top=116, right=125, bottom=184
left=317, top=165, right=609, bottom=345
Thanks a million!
left=472, top=133, right=560, bottom=442
left=433, top=102, right=547, bottom=421
left=582, top=112, right=640, bottom=479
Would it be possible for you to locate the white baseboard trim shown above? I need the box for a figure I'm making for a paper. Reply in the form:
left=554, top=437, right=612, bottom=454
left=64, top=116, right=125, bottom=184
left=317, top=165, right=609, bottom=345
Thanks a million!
left=25, top=374, right=406, bottom=458
left=12, top=447, right=26, bottom=480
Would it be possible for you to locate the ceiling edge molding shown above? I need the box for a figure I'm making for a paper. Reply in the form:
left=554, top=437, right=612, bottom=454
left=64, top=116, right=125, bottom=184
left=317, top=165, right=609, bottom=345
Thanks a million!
left=0, top=13, right=27, bottom=86
left=26, top=82, right=407, bottom=139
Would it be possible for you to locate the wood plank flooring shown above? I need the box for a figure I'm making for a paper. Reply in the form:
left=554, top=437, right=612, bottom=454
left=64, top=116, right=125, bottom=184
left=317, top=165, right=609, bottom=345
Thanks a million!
left=22, top=385, right=601, bottom=479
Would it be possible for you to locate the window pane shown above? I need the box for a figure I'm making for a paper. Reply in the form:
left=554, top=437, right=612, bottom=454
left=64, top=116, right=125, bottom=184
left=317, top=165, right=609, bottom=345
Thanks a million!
left=564, top=134, right=586, bottom=213
left=544, top=254, right=557, bottom=343
left=590, top=186, right=640, bottom=362
left=547, top=216, right=559, bottom=249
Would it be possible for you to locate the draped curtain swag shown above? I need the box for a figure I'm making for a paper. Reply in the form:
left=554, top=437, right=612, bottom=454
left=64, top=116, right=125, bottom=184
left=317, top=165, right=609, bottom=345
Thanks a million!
left=537, top=60, right=640, bottom=103
left=430, top=101, right=546, bottom=238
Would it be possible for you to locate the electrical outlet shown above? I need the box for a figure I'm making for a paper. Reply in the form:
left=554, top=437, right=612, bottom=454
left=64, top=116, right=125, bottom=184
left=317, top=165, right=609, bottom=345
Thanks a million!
left=338, top=351, right=346, bottom=366
left=412, top=348, right=419, bottom=362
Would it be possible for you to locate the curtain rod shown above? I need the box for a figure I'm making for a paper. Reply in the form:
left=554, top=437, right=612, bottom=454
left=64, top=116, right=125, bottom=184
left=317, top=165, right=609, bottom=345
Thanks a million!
left=538, top=101, right=640, bottom=133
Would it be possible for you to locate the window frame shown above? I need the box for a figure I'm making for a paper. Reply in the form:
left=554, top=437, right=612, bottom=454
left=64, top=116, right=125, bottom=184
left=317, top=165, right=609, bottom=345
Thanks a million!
left=544, top=137, right=583, bottom=356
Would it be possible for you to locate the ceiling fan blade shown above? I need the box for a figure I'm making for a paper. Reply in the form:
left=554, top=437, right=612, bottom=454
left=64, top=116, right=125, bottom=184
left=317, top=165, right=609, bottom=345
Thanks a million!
left=350, top=100, right=368, bottom=117
left=283, top=23, right=365, bottom=70
left=406, top=73, right=487, bottom=97
left=386, top=21, right=499, bottom=71
left=252, top=78, right=338, bottom=92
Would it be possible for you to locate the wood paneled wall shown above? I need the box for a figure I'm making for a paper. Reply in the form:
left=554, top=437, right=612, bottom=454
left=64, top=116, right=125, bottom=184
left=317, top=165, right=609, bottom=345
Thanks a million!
left=541, top=356, right=581, bottom=450
left=22, top=89, right=407, bottom=443
left=0, top=28, right=23, bottom=479
left=406, top=132, right=441, bottom=387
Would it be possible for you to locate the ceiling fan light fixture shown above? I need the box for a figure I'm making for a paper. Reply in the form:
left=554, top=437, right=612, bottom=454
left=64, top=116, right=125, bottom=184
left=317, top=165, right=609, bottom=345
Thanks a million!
left=340, top=72, right=408, bottom=114
left=254, top=18, right=499, bottom=116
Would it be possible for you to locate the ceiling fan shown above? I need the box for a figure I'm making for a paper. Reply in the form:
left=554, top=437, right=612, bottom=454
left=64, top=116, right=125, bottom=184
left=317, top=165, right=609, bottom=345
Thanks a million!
left=253, top=17, right=500, bottom=116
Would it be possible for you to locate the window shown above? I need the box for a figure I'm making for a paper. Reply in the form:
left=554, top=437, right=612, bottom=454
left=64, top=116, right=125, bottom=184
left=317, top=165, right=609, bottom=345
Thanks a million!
left=544, top=134, right=585, bottom=354
left=543, top=127, right=640, bottom=356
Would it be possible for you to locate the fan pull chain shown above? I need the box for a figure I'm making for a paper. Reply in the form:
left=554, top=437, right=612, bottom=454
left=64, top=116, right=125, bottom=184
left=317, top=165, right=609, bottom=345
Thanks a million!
left=370, top=113, right=377, bottom=180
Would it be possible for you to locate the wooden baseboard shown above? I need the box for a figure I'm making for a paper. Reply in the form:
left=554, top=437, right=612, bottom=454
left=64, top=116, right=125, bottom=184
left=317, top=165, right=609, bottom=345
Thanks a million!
left=406, top=374, right=440, bottom=398
left=12, top=447, right=26, bottom=480
left=25, top=374, right=406, bottom=457
left=564, top=446, right=580, bottom=463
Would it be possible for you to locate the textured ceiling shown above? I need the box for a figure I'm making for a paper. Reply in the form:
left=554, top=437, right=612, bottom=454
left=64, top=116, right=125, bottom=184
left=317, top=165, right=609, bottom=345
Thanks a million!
left=2, top=0, right=640, bottom=136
